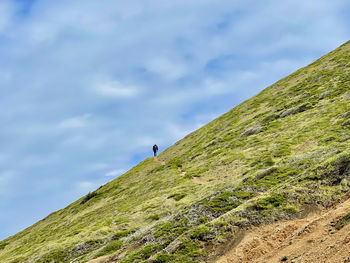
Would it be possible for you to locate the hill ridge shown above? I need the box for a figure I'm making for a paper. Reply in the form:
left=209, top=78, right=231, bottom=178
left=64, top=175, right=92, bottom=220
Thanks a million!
left=0, top=41, right=349, bottom=263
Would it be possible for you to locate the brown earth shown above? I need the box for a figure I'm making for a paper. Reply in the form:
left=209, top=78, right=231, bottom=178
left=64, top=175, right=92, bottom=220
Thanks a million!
left=86, top=255, right=109, bottom=263
left=216, top=192, right=350, bottom=263
left=192, top=176, right=208, bottom=185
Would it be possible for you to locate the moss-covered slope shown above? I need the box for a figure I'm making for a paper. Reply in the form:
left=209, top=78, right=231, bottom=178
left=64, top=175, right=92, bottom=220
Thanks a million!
left=1, top=41, right=349, bottom=263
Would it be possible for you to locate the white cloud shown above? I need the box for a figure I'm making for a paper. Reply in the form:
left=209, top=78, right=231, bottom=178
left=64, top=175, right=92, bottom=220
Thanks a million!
left=166, top=122, right=202, bottom=141
left=0, top=154, right=10, bottom=165
left=20, top=154, right=59, bottom=168
left=28, top=22, right=57, bottom=44
left=0, top=0, right=15, bottom=34
left=137, top=136, right=160, bottom=147
left=202, top=78, right=230, bottom=96
left=104, top=169, right=125, bottom=177
left=87, top=163, right=110, bottom=172
left=75, top=181, right=100, bottom=196
left=0, top=170, right=17, bottom=196
left=92, top=78, right=139, bottom=98
left=147, top=58, right=187, bottom=80
left=60, top=134, right=107, bottom=150
left=58, top=114, right=91, bottom=129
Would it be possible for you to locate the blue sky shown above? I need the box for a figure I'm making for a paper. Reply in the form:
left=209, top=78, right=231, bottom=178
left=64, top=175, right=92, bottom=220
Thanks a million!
left=0, top=0, right=349, bottom=240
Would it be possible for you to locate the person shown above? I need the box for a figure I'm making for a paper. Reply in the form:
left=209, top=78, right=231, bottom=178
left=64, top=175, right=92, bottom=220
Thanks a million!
left=153, top=144, right=158, bottom=157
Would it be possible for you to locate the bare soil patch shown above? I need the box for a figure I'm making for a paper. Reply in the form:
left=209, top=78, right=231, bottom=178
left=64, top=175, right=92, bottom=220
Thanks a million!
left=216, top=192, right=350, bottom=263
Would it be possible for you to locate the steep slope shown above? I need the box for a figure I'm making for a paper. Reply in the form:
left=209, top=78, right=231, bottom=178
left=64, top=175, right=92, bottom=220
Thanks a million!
left=0, top=41, right=349, bottom=263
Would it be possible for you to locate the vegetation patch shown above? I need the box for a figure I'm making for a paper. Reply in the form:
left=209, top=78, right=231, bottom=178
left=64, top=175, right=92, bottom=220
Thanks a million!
left=154, top=253, right=176, bottom=262
left=168, top=157, right=184, bottom=169
left=68, top=239, right=104, bottom=258
left=168, top=193, right=186, bottom=201
left=36, top=248, right=68, bottom=263
left=334, top=211, right=350, bottom=230
left=249, top=154, right=275, bottom=169
left=191, top=226, right=210, bottom=240
left=186, top=166, right=209, bottom=178
left=148, top=214, right=160, bottom=221
left=153, top=219, right=190, bottom=242
left=255, top=167, right=278, bottom=180
left=176, top=237, right=203, bottom=258
left=152, top=237, right=204, bottom=263
left=231, top=191, right=255, bottom=199
left=300, top=155, right=350, bottom=186
left=0, top=241, right=8, bottom=250
left=197, top=216, right=209, bottom=224
left=80, top=191, right=99, bottom=205
left=278, top=102, right=313, bottom=118
left=256, top=194, right=285, bottom=210
left=94, top=240, right=123, bottom=258
left=205, top=192, right=241, bottom=212
left=245, top=167, right=299, bottom=188
left=121, top=243, right=163, bottom=263
left=111, top=229, right=136, bottom=240
left=151, top=165, right=166, bottom=173
left=240, top=123, right=262, bottom=137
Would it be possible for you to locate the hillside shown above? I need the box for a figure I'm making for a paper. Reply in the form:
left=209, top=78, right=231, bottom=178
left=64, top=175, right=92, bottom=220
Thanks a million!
left=0, top=41, right=349, bottom=263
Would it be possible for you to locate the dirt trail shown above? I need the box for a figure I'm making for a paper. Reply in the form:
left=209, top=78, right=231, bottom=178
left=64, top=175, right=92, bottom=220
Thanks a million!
left=216, top=192, right=350, bottom=263
left=153, top=157, right=165, bottom=165
left=192, top=176, right=208, bottom=185
left=154, top=157, right=206, bottom=184
left=86, top=255, right=109, bottom=263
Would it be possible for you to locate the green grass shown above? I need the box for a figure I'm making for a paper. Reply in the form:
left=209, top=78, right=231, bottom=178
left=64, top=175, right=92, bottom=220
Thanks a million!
left=335, top=211, right=350, bottom=230
left=205, top=192, right=241, bottom=212
left=0, top=41, right=350, bottom=263
left=0, top=242, right=7, bottom=251
left=168, top=193, right=187, bottom=201
left=256, top=194, right=285, bottom=210
left=94, top=240, right=123, bottom=258
left=191, top=226, right=210, bottom=240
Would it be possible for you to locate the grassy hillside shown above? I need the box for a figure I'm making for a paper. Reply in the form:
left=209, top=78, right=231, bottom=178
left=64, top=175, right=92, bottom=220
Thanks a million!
left=1, top=41, right=349, bottom=263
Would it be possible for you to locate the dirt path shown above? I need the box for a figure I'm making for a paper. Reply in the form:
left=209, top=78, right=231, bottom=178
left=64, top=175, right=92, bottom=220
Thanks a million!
left=154, top=157, right=207, bottom=184
left=153, top=157, right=165, bottom=165
left=192, top=176, right=208, bottom=185
left=216, top=192, right=350, bottom=263
left=86, top=255, right=109, bottom=263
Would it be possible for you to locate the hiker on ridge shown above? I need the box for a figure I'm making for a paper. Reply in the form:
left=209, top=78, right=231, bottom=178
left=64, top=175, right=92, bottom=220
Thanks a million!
left=153, top=144, right=158, bottom=157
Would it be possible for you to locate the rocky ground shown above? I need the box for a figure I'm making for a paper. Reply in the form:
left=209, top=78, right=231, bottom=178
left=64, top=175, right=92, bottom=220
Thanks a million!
left=216, top=192, right=350, bottom=263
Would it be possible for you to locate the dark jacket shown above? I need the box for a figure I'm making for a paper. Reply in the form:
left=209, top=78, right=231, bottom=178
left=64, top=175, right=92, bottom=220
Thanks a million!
left=153, top=144, right=158, bottom=152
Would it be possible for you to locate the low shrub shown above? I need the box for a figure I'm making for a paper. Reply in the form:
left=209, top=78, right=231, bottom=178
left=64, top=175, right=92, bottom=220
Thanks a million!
left=168, top=193, right=186, bottom=201
left=80, top=191, right=99, bottom=205
left=205, top=192, right=241, bottom=212
left=0, top=241, right=8, bottom=250
left=94, top=240, right=123, bottom=258
left=256, top=194, right=285, bottom=210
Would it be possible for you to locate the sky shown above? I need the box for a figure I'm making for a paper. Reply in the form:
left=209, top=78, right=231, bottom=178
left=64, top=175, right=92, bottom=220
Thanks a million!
left=0, top=0, right=349, bottom=240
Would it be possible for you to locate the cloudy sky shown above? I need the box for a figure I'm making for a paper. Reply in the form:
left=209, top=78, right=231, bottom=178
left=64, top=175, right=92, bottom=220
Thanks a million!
left=0, top=0, right=349, bottom=240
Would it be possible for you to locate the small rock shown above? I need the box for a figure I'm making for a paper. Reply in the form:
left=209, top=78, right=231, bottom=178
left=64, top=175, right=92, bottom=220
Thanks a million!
left=255, top=167, right=278, bottom=180
left=341, top=111, right=350, bottom=119
left=342, top=119, right=350, bottom=126
left=279, top=103, right=313, bottom=118
left=343, top=91, right=350, bottom=100
left=319, top=91, right=333, bottom=99
left=281, top=256, right=288, bottom=261
left=240, top=122, right=262, bottom=137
